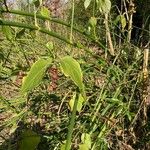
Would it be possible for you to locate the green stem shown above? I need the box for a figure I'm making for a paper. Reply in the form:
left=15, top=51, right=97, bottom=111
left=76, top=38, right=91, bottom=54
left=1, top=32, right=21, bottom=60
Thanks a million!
left=65, top=90, right=79, bottom=150
left=0, top=9, right=105, bottom=49
left=92, top=0, right=95, bottom=17
left=0, top=19, right=73, bottom=45
left=70, top=0, right=75, bottom=43
left=0, top=19, right=102, bottom=59
left=33, top=5, right=38, bottom=27
left=0, top=9, right=82, bottom=34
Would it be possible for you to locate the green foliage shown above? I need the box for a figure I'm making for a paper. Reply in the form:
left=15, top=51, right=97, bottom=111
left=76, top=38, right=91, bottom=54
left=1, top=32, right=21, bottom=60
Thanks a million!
left=97, top=0, right=111, bottom=14
left=21, top=57, right=52, bottom=94
left=69, top=93, right=85, bottom=112
left=2, top=26, right=13, bottom=41
left=80, top=133, right=91, bottom=149
left=114, top=15, right=127, bottom=31
left=18, top=130, right=41, bottom=150
left=79, top=144, right=89, bottom=150
left=60, top=56, right=84, bottom=91
left=46, top=41, right=54, bottom=51
left=120, top=15, right=127, bottom=31
left=0, top=0, right=149, bottom=150
left=40, top=6, right=50, bottom=18
left=84, top=0, right=92, bottom=9
left=88, top=17, right=97, bottom=28
left=60, top=142, right=66, bottom=150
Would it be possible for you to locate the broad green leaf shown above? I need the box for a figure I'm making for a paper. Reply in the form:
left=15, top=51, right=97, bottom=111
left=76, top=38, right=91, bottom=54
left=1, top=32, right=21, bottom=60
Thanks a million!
left=18, top=130, right=40, bottom=150
left=79, top=144, right=89, bottom=150
left=81, top=133, right=91, bottom=149
left=60, top=56, right=84, bottom=90
left=2, top=26, right=13, bottom=41
left=40, top=6, right=50, bottom=17
left=89, top=17, right=97, bottom=27
left=21, top=57, right=52, bottom=94
left=84, top=0, right=92, bottom=9
left=69, top=94, right=85, bottom=112
left=98, top=0, right=111, bottom=14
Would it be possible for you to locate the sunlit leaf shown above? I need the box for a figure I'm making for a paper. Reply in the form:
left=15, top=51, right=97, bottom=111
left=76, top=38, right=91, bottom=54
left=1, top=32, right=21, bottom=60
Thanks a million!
left=46, top=41, right=54, bottom=50
left=60, top=144, right=65, bottom=150
left=126, top=112, right=131, bottom=121
left=120, top=15, right=127, bottom=30
left=81, top=133, right=91, bottom=149
left=9, top=123, right=18, bottom=134
left=40, top=6, right=50, bottom=17
left=69, top=93, right=85, bottom=112
left=84, top=0, right=92, bottom=9
left=98, top=0, right=111, bottom=14
left=79, top=144, right=89, bottom=150
left=89, top=17, right=97, bottom=27
left=60, top=56, right=84, bottom=90
left=21, top=57, right=52, bottom=94
left=116, top=106, right=123, bottom=116
left=60, top=141, right=66, bottom=150
left=18, top=130, right=40, bottom=150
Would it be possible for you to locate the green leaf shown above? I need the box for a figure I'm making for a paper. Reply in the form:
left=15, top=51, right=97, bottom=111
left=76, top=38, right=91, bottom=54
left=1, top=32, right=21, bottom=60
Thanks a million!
left=60, top=141, right=66, bottom=150
left=21, top=57, right=52, bottom=94
left=0, top=66, right=12, bottom=78
left=113, top=15, right=121, bottom=26
left=46, top=41, right=54, bottom=50
left=18, top=130, right=41, bottom=150
left=84, top=0, right=92, bottom=9
left=40, top=6, right=50, bottom=17
left=89, top=17, right=97, bottom=27
left=98, top=0, right=111, bottom=14
left=126, top=111, right=132, bottom=121
left=2, top=26, right=13, bottom=41
left=60, top=56, right=84, bottom=90
left=81, top=133, right=91, bottom=149
left=69, top=94, right=85, bottom=112
left=120, top=15, right=127, bottom=30
left=60, top=144, right=65, bottom=150
left=9, top=123, right=18, bottom=134
left=79, top=144, right=89, bottom=150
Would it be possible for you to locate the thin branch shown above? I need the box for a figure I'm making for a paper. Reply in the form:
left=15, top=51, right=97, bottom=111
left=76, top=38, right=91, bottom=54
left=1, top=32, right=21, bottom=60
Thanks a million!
left=105, top=14, right=114, bottom=56
left=0, top=19, right=101, bottom=59
left=0, top=9, right=105, bottom=49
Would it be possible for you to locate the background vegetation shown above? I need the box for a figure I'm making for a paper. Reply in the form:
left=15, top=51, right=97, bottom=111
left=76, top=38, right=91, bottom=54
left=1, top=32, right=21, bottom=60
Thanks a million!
left=0, top=0, right=150, bottom=149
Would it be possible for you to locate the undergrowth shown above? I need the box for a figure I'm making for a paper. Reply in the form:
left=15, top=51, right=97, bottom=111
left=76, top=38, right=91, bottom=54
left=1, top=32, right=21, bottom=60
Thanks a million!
left=0, top=0, right=150, bottom=150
